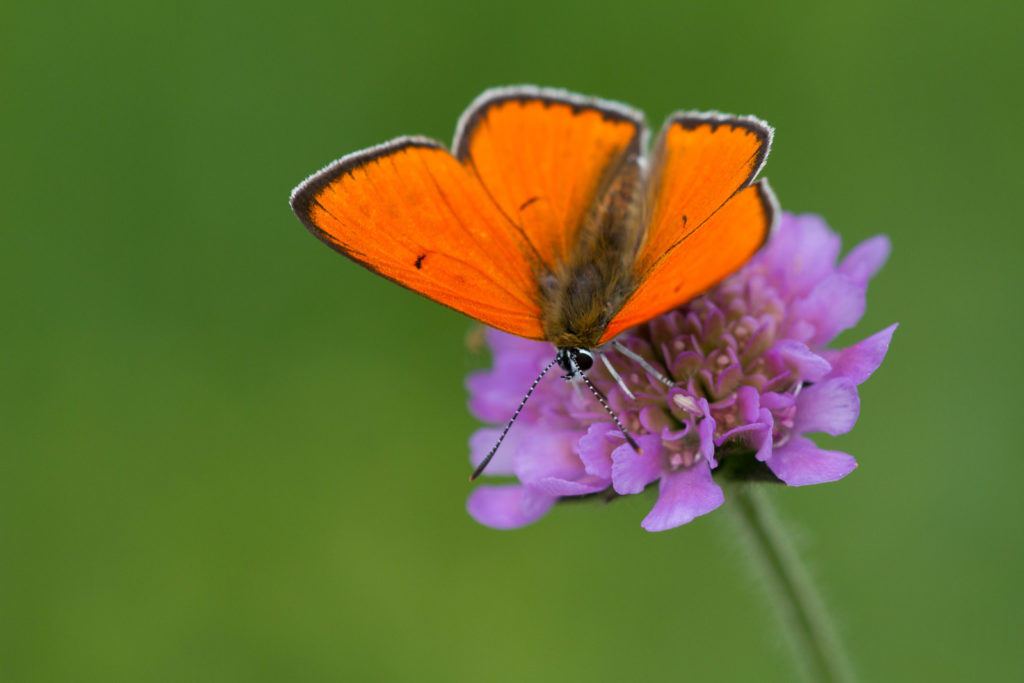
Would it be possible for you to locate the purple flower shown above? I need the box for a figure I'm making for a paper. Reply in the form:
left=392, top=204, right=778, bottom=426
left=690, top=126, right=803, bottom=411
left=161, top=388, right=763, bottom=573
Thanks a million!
left=466, top=213, right=897, bottom=532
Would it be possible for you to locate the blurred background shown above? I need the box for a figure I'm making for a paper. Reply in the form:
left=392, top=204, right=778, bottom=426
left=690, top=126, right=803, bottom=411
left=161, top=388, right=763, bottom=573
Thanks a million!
left=3, top=0, right=1021, bottom=680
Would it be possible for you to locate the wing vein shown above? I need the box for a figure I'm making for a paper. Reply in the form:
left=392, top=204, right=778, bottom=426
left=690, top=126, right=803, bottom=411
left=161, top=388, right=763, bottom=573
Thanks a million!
left=410, top=151, right=539, bottom=310
left=638, top=145, right=764, bottom=278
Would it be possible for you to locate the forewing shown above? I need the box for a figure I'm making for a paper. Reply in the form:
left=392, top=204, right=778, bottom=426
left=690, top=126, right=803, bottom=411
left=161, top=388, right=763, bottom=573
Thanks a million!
left=638, top=113, right=772, bottom=271
left=453, top=86, right=647, bottom=274
left=291, top=137, right=546, bottom=339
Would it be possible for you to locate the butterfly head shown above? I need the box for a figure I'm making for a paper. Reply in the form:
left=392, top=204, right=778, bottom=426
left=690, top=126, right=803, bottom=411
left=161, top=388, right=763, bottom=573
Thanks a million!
left=555, top=347, right=594, bottom=379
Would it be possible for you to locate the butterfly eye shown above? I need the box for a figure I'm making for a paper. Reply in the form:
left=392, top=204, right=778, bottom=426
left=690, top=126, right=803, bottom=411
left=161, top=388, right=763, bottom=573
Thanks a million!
left=574, top=349, right=595, bottom=372
left=556, top=347, right=594, bottom=375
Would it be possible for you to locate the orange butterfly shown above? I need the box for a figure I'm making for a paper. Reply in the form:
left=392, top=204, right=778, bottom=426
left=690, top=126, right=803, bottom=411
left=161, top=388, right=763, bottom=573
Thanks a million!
left=290, top=86, right=776, bottom=472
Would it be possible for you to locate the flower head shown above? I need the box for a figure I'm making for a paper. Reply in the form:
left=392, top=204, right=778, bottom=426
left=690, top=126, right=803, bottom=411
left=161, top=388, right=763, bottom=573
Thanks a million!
left=466, top=212, right=896, bottom=532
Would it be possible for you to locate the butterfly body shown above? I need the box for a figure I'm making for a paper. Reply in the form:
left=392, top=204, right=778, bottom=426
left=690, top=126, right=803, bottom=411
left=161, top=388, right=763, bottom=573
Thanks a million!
left=291, top=86, right=776, bottom=359
left=538, top=152, right=645, bottom=349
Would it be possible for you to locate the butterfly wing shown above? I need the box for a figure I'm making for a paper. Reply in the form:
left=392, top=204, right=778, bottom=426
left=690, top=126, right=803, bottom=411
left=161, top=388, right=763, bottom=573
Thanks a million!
left=290, top=137, right=546, bottom=339
left=599, top=113, right=776, bottom=343
left=453, top=86, right=647, bottom=275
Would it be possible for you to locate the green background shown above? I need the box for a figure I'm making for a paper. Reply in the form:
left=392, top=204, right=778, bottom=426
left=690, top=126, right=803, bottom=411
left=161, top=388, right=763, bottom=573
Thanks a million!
left=3, top=0, right=1021, bottom=680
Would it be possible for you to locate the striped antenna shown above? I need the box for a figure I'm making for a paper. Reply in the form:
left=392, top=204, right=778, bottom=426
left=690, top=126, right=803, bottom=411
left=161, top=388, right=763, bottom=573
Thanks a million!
left=470, top=358, right=558, bottom=481
left=571, top=356, right=641, bottom=453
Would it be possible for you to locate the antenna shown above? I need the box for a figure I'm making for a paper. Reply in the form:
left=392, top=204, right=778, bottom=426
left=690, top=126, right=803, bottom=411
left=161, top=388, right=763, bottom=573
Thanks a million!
left=469, top=351, right=643, bottom=482
left=571, top=355, right=642, bottom=454
left=470, top=358, right=558, bottom=481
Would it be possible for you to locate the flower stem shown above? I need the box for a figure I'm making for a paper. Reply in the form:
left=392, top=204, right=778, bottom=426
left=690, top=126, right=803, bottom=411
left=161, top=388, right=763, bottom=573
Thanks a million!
left=726, top=484, right=856, bottom=683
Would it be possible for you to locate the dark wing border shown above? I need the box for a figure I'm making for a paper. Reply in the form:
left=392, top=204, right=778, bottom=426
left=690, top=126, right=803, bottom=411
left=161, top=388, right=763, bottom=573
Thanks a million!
left=289, top=135, right=447, bottom=252
left=656, top=110, right=773, bottom=189
left=452, top=85, right=648, bottom=160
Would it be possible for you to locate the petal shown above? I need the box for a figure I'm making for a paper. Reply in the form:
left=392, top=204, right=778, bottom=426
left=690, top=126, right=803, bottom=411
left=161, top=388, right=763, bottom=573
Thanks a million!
left=466, top=485, right=556, bottom=529
left=465, top=371, right=505, bottom=423
left=755, top=408, right=775, bottom=462
left=641, top=460, right=724, bottom=532
left=794, top=378, right=860, bottom=436
left=468, top=426, right=519, bottom=476
left=465, top=359, right=539, bottom=422
left=611, top=435, right=663, bottom=495
left=531, top=475, right=609, bottom=497
left=760, top=213, right=842, bottom=295
left=717, top=407, right=774, bottom=461
left=512, top=429, right=585, bottom=486
left=639, top=406, right=673, bottom=433
left=697, top=398, right=717, bottom=466
left=576, top=423, right=617, bottom=480
left=766, top=435, right=857, bottom=486
left=760, top=391, right=795, bottom=411
left=790, top=273, right=866, bottom=347
left=773, top=340, right=833, bottom=382
left=839, top=235, right=891, bottom=286
left=466, top=333, right=556, bottom=422
left=822, top=323, right=898, bottom=385
left=716, top=422, right=762, bottom=446
left=736, top=385, right=761, bottom=424
left=661, top=424, right=689, bottom=442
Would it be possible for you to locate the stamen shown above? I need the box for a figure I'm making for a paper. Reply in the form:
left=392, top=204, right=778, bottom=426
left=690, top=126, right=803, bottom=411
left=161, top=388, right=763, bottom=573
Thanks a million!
left=672, top=392, right=701, bottom=414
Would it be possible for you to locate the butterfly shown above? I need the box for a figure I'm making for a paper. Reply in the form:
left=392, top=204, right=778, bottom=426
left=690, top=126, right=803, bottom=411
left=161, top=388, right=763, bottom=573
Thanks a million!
left=290, top=86, right=776, bottom=474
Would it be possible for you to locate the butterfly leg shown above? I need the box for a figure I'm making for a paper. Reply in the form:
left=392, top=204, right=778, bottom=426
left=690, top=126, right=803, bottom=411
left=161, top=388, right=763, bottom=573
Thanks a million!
left=611, top=340, right=675, bottom=388
left=599, top=353, right=637, bottom=401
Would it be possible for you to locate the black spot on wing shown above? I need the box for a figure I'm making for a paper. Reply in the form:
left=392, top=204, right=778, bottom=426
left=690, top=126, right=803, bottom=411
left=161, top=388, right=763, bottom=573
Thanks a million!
left=519, top=196, right=540, bottom=211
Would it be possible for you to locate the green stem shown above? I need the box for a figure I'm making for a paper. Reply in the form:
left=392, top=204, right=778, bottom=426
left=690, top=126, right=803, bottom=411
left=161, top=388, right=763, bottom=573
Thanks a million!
left=726, top=484, right=856, bottom=683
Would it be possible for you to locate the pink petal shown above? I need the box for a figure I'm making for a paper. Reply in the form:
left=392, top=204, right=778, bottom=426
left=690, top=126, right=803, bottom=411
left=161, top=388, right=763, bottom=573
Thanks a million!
left=466, top=334, right=555, bottom=422
left=839, top=235, right=891, bottom=286
left=736, top=385, right=761, bottom=424
left=767, top=435, right=857, bottom=486
left=611, top=435, right=663, bottom=495
left=755, top=408, right=775, bottom=462
left=639, top=406, right=673, bottom=433
left=760, top=214, right=841, bottom=294
left=791, top=273, right=866, bottom=347
left=512, top=429, right=585, bottom=486
left=468, top=427, right=519, bottom=476
left=466, top=485, right=556, bottom=529
left=719, top=408, right=774, bottom=461
left=774, top=340, right=832, bottom=382
left=760, top=391, right=794, bottom=411
left=822, top=323, right=898, bottom=385
left=465, top=357, right=540, bottom=422
left=698, top=398, right=717, bottom=466
left=576, top=423, right=617, bottom=479
left=531, top=475, right=610, bottom=497
left=794, top=378, right=860, bottom=436
left=641, top=461, right=724, bottom=532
